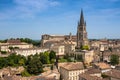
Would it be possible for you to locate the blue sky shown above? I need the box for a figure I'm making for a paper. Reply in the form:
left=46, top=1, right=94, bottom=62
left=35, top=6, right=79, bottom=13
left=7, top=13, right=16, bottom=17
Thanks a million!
left=0, top=0, right=120, bottom=39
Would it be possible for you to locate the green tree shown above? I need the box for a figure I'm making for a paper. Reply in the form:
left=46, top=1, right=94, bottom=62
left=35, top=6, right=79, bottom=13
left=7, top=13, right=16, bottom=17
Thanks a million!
left=21, top=70, right=31, bottom=77
left=27, top=58, right=43, bottom=75
left=0, top=54, right=26, bottom=69
left=49, top=51, right=56, bottom=61
left=9, top=46, right=14, bottom=50
left=50, top=65, right=53, bottom=70
left=108, top=47, right=112, bottom=52
left=40, top=52, right=50, bottom=64
left=19, top=59, right=25, bottom=66
left=14, top=47, right=19, bottom=49
left=110, top=54, right=119, bottom=65
left=81, top=45, right=89, bottom=50
left=20, top=38, right=40, bottom=46
left=0, top=57, right=8, bottom=69
left=1, top=51, right=7, bottom=54
left=76, top=54, right=83, bottom=61
left=50, top=59, right=56, bottom=64
left=59, top=58, right=67, bottom=62
left=7, top=54, right=26, bottom=67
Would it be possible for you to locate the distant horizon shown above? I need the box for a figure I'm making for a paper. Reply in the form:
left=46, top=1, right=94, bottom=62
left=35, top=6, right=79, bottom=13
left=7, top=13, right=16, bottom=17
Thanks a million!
left=0, top=36, right=120, bottom=40
left=0, top=0, right=120, bottom=39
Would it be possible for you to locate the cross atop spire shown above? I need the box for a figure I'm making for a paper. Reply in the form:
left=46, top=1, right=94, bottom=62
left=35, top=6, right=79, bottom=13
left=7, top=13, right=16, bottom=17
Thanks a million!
left=80, top=9, right=85, bottom=26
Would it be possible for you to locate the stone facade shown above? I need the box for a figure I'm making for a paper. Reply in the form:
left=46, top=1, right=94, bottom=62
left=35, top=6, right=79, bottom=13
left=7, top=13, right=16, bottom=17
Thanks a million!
left=14, top=48, right=49, bottom=56
left=83, top=50, right=94, bottom=65
left=41, top=34, right=77, bottom=47
left=50, top=44, right=65, bottom=56
left=59, top=62, right=85, bottom=80
left=76, top=10, right=89, bottom=48
left=0, top=43, right=33, bottom=52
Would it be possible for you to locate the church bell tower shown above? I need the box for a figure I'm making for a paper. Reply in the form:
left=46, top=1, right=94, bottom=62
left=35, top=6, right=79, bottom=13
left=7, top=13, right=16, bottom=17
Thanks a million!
left=77, top=9, right=89, bottom=48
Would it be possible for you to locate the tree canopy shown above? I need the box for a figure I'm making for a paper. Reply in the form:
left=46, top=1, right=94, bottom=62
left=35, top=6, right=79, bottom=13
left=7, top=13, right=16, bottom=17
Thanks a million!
left=0, top=54, right=26, bottom=69
left=49, top=51, right=56, bottom=61
left=0, top=51, right=57, bottom=75
left=81, top=45, right=89, bottom=50
left=110, top=54, right=119, bottom=65
left=40, top=52, right=50, bottom=64
left=27, top=57, right=43, bottom=75
left=0, top=38, right=40, bottom=46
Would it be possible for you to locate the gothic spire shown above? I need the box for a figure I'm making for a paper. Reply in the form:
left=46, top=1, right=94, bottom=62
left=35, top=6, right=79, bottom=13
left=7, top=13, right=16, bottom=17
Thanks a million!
left=80, top=9, right=85, bottom=26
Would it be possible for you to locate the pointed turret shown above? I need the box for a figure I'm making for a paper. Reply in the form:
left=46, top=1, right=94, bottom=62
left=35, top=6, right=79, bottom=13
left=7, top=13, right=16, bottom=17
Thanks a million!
left=80, top=9, right=85, bottom=26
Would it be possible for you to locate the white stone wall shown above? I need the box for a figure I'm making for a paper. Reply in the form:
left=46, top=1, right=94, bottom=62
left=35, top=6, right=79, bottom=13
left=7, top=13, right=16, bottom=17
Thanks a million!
left=60, top=67, right=84, bottom=80
left=50, top=45, right=65, bottom=56
left=15, top=48, right=49, bottom=56
left=84, top=50, right=94, bottom=64
left=0, top=43, right=33, bottom=52
left=64, top=44, right=75, bottom=54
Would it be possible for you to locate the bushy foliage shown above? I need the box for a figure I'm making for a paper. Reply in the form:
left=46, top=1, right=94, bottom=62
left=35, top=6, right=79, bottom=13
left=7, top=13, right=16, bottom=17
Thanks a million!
left=27, top=57, right=43, bottom=75
left=0, top=54, right=26, bottom=69
left=1, top=51, right=7, bottom=54
left=76, top=54, right=83, bottom=61
left=0, top=39, right=8, bottom=43
left=20, top=38, right=40, bottom=46
left=0, top=38, right=40, bottom=46
left=110, top=54, right=119, bottom=65
left=21, top=70, right=31, bottom=77
left=101, top=73, right=109, bottom=78
left=59, top=58, right=67, bottom=62
left=0, top=51, right=57, bottom=75
left=81, top=45, right=89, bottom=50
left=49, top=51, right=56, bottom=61
left=40, top=52, right=50, bottom=64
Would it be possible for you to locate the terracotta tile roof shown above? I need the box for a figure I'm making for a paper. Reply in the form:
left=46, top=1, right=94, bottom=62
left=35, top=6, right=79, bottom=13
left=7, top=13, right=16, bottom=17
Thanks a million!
left=3, top=75, right=28, bottom=80
left=29, top=76, right=55, bottom=80
left=79, top=73, right=103, bottom=80
left=60, top=62, right=84, bottom=71
left=7, top=39, right=21, bottom=44
left=94, top=62, right=111, bottom=70
left=85, top=68, right=101, bottom=74
left=104, top=69, right=120, bottom=79
left=15, top=48, right=49, bottom=51
left=103, top=50, right=112, bottom=56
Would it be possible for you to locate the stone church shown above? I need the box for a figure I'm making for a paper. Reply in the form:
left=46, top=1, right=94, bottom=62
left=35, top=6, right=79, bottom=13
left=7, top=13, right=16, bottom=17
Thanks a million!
left=41, top=10, right=89, bottom=49
left=76, top=9, right=89, bottom=48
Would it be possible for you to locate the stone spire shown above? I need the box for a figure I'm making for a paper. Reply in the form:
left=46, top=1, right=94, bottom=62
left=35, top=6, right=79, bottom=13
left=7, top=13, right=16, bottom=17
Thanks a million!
left=80, top=9, right=85, bottom=26
left=76, top=9, right=89, bottom=48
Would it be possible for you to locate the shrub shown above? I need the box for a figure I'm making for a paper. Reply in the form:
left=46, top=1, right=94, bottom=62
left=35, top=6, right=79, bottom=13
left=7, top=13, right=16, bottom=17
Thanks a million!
left=1, top=51, right=7, bottom=54
left=21, top=70, right=31, bottom=77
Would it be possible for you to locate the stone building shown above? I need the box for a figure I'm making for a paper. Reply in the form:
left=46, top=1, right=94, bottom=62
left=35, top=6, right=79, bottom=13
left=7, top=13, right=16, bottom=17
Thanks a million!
left=59, top=62, right=85, bottom=80
left=40, top=10, right=90, bottom=58
left=83, top=50, right=94, bottom=65
left=76, top=10, right=89, bottom=48
left=14, top=48, right=49, bottom=56
left=50, top=44, right=65, bottom=56
left=0, top=39, right=33, bottom=52
left=41, top=34, right=77, bottom=47
left=104, top=69, right=120, bottom=80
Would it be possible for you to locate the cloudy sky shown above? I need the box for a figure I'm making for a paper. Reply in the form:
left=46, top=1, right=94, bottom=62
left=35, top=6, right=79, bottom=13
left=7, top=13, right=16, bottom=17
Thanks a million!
left=0, top=0, right=120, bottom=39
